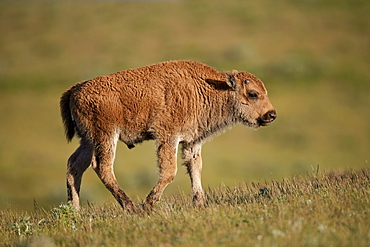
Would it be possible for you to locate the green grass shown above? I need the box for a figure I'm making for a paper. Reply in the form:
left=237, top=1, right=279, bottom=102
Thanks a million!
left=1, top=169, right=369, bottom=246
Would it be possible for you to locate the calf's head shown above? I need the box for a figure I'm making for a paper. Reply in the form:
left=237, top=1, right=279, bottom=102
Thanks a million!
left=226, top=70, right=277, bottom=128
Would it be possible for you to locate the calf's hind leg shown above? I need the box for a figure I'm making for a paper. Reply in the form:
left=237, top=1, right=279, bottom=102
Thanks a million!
left=91, top=135, right=135, bottom=211
left=66, top=139, right=94, bottom=210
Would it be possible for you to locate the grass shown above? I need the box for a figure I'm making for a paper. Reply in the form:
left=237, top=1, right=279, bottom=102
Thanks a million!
left=1, top=168, right=369, bottom=246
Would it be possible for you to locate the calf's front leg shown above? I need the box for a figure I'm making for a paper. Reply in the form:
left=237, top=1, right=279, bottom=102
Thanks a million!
left=144, top=141, right=178, bottom=210
left=182, top=143, right=206, bottom=207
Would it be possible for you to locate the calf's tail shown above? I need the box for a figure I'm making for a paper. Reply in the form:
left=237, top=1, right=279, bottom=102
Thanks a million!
left=60, top=89, right=75, bottom=142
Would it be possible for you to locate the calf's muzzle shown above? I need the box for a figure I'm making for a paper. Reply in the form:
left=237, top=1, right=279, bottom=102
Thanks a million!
left=258, top=110, right=277, bottom=126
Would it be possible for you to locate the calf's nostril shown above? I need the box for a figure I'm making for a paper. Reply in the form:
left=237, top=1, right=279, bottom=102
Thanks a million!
left=266, top=110, right=277, bottom=120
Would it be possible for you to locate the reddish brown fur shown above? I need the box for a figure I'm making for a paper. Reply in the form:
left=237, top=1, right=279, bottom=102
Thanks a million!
left=60, top=60, right=276, bottom=211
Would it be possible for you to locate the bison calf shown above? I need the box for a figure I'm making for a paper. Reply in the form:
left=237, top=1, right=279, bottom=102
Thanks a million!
left=60, top=60, right=276, bottom=211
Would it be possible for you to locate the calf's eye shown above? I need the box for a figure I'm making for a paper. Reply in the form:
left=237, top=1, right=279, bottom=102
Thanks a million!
left=248, top=91, right=258, bottom=99
left=244, top=79, right=251, bottom=84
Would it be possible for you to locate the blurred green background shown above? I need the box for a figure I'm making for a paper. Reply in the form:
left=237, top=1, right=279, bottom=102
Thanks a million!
left=0, top=0, right=369, bottom=210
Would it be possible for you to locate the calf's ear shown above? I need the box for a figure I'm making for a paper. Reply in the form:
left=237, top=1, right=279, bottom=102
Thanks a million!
left=205, top=71, right=238, bottom=90
left=226, top=74, right=237, bottom=90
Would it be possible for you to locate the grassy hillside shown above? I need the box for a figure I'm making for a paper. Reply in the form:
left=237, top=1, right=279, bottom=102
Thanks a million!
left=0, top=0, right=369, bottom=210
left=1, top=169, right=369, bottom=246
